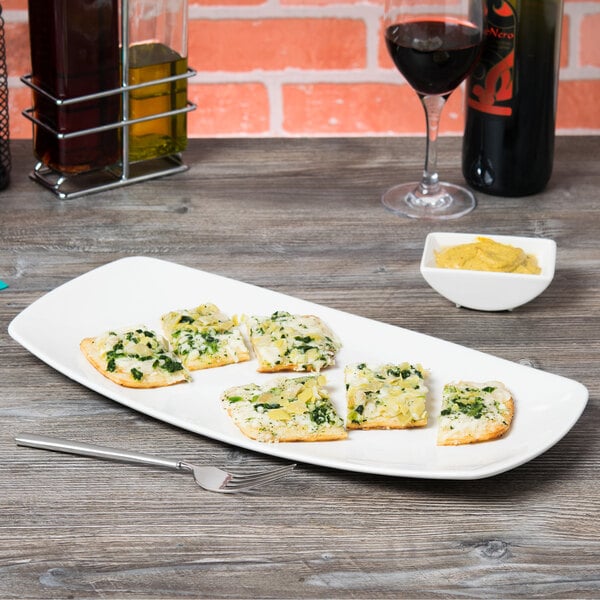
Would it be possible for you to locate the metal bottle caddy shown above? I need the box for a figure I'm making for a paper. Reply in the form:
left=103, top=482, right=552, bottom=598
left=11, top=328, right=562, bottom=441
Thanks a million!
left=21, top=0, right=196, bottom=199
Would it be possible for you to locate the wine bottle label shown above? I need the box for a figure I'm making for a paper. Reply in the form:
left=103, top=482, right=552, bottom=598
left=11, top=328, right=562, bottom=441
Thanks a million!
left=467, top=0, right=517, bottom=116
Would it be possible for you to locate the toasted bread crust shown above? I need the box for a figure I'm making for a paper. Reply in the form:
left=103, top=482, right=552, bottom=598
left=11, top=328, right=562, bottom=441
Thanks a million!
left=221, top=410, right=347, bottom=442
left=255, top=362, right=319, bottom=374
left=346, top=417, right=428, bottom=430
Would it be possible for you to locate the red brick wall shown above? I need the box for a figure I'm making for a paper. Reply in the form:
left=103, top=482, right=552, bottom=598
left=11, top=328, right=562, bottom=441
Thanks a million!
left=3, top=0, right=599, bottom=139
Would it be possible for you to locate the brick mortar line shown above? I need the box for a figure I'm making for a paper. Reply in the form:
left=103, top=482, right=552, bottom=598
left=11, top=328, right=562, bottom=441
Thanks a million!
left=563, top=3, right=597, bottom=70
left=193, top=129, right=426, bottom=139
left=364, top=10, right=381, bottom=71
left=5, top=3, right=600, bottom=19
left=189, top=70, right=404, bottom=83
left=266, top=80, right=284, bottom=136
left=564, top=1, right=600, bottom=12
left=560, top=66, right=600, bottom=80
left=0, top=5, right=382, bottom=27
left=189, top=67, right=600, bottom=83
left=2, top=10, right=28, bottom=22
left=567, top=11, right=581, bottom=70
left=8, top=64, right=600, bottom=90
left=188, top=3, right=600, bottom=19
left=5, top=3, right=600, bottom=16
left=189, top=5, right=380, bottom=19
left=185, top=128, right=600, bottom=138
left=189, top=5, right=397, bottom=19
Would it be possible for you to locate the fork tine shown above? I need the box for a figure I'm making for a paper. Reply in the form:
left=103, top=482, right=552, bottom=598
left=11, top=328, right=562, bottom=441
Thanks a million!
left=229, top=463, right=296, bottom=484
left=224, top=464, right=296, bottom=491
left=228, top=464, right=296, bottom=487
left=224, top=472, right=293, bottom=493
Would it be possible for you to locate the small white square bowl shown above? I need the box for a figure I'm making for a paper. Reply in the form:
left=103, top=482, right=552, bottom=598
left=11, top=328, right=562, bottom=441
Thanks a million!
left=420, top=232, right=557, bottom=311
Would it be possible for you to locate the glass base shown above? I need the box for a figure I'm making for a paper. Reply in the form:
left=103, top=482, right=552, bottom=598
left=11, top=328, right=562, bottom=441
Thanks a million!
left=382, top=181, right=476, bottom=220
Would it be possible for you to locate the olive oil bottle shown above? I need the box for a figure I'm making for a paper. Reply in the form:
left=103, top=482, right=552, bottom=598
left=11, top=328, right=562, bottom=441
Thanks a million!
left=127, top=0, right=189, bottom=162
left=128, top=42, right=188, bottom=161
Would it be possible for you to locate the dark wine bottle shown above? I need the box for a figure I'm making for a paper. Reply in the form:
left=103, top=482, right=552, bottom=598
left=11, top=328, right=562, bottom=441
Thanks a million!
left=461, top=0, right=563, bottom=196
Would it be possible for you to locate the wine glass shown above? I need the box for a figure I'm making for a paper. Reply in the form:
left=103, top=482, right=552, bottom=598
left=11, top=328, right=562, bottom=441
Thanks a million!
left=382, top=0, right=485, bottom=219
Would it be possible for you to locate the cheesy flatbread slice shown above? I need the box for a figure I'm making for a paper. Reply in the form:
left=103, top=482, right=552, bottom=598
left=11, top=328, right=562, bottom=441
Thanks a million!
left=437, top=381, right=514, bottom=445
left=244, top=311, right=341, bottom=373
left=221, top=375, right=347, bottom=443
left=80, top=326, right=190, bottom=389
left=345, top=363, right=428, bottom=430
left=161, top=303, right=250, bottom=371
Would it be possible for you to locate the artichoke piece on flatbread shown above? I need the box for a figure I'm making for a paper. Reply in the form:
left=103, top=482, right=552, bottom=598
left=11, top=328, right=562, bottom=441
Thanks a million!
left=345, top=362, right=428, bottom=430
left=161, top=303, right=250, bottom=371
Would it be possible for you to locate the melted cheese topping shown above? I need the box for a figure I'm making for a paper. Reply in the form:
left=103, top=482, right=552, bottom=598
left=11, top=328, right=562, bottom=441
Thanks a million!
left=222, top=375, right=346, bottom=442
left=345, top=363, right=428, bottom=428
left=245, top=311, right=341, bottom=372
left=94, top=326, right=189, bottom=384
left=437, top=381, right=513, bottom=444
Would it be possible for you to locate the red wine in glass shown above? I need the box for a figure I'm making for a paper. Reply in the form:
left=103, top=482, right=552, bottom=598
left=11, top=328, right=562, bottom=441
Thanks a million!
left=385, top=19, right=483, bottom=97
left=382, top=1, right=484, bottom=220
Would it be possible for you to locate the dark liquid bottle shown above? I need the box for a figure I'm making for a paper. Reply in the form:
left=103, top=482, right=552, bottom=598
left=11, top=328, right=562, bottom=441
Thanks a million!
left=27, top=0, right=120, bottom=174
left=462, top=0, right=563, bottom=197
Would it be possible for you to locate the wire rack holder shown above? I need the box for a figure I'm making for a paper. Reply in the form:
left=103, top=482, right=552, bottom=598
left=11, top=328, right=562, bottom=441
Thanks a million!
left=21, top=0, right=196, bottom=200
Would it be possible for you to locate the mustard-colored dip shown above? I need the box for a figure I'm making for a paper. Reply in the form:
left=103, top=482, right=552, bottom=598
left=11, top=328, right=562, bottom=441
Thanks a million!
left=435, top=236, right=541, bottom=274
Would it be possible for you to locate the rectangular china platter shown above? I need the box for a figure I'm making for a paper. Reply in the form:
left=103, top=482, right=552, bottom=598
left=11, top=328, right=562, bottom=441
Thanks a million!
left=8, top=256, right=588, bottom=480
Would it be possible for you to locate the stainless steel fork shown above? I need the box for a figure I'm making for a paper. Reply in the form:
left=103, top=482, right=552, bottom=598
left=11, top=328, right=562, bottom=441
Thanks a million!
left=15, top=433, right=296, bottom=493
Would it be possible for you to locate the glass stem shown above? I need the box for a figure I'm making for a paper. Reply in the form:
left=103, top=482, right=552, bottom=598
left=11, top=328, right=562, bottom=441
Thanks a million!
left=418, top=94, right=446, bottom=197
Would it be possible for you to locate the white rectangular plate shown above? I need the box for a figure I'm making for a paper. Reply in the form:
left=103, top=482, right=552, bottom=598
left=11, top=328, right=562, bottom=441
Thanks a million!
left=8, top=257, right=588, bottom=480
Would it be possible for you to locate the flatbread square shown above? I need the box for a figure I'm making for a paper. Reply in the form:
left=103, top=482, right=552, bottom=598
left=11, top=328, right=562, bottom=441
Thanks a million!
left=345, top=362, right=428, bottom=429
left=161, top=303, right=250, bottom=371
left=80, top=326, right=190, bottom=389
left=437, top=381, right=514, bottom=445
left=221, top=375, right=347, bottom=442
left=244, top=311, right=341, bottom=372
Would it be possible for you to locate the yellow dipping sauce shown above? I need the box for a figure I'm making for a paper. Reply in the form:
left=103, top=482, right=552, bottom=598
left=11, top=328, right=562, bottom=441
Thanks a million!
left=435, top=236, right=541, bottom=274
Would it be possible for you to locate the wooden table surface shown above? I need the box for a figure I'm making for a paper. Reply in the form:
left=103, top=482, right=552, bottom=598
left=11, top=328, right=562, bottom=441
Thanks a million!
left=1, top=137, right=599, bottom=599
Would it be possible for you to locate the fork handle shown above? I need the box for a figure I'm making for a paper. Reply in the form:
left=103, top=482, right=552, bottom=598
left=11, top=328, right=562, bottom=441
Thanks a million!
left=15, top=433, right=182, bottom=471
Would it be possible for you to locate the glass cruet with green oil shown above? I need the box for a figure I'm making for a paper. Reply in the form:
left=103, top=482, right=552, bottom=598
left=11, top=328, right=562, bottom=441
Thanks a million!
left=127, top=0, right=189, bottom=162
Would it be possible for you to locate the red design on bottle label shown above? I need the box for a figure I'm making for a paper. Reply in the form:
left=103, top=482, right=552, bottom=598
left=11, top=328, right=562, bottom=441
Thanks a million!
left=468, top=0, right=516, bottom=116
